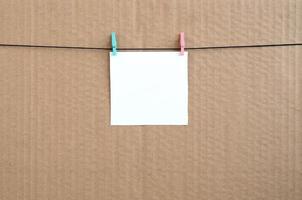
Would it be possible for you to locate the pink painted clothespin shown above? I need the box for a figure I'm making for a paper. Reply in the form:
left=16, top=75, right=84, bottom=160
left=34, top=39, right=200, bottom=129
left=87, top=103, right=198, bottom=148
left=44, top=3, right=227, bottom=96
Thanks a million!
left=180, top=32, right=185, bottom=55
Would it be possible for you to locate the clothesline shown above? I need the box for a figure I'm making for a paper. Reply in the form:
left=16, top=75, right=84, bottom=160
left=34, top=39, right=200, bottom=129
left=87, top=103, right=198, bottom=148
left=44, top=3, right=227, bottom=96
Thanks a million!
left=0, top=42, right=301, bottom=51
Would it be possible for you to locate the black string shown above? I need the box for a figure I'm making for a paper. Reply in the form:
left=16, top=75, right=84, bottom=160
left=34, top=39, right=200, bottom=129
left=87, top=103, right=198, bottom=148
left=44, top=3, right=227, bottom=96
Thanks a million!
left=0, top=42, right=301, bottom=51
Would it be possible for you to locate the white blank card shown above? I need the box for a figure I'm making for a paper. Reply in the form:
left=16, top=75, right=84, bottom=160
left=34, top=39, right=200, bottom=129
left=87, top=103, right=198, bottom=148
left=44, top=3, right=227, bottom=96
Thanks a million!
left=110, top=52, right=188, bottom=125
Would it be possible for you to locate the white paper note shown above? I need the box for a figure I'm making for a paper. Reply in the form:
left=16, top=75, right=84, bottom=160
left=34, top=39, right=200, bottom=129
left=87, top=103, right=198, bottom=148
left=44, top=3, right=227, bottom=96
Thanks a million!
left=110, top=51, right=188, bottom=125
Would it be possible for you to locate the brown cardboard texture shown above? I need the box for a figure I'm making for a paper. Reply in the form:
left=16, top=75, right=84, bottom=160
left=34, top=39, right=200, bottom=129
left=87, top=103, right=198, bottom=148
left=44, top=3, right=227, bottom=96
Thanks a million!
left=0, top=1, right=301, bottom=200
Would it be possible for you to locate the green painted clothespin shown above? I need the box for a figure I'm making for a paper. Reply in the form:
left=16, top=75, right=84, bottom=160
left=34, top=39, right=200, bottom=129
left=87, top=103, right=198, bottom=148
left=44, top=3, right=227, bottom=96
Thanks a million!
left=111, top=32, right=117, bottom=56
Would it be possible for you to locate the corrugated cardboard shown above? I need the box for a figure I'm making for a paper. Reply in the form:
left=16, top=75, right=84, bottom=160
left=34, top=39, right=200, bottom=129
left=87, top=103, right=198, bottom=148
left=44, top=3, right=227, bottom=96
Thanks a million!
left=0, top=1, right=301, bottom=200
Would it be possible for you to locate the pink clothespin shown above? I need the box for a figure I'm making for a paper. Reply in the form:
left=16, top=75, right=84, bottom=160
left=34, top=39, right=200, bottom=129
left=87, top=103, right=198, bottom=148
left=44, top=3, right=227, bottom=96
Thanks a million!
left=180, top=32, right=185, bottom=55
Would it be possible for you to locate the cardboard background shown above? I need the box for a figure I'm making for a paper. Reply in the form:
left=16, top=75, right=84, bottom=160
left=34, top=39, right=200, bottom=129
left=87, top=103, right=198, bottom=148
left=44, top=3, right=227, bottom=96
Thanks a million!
left=0, top=1, right=301, bottom=199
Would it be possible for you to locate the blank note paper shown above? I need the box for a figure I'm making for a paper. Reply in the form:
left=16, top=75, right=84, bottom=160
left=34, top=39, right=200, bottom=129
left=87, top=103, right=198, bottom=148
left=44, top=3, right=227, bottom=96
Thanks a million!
left=110, top=52, right=188, bottom=125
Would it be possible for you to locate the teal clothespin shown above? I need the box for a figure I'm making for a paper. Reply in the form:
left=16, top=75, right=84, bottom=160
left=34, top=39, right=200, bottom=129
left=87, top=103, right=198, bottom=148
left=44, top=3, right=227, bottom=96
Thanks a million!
left=111, top=32, right=117, bottom=56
